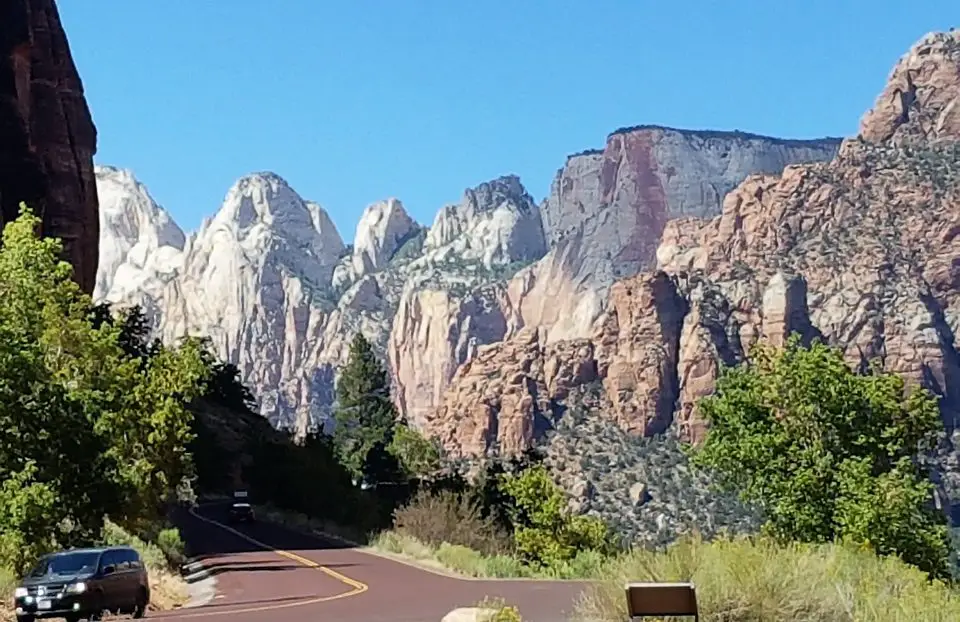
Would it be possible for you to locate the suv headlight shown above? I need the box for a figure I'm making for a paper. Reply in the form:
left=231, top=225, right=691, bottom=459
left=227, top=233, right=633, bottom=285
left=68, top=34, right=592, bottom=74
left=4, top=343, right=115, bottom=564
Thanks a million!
left=66, top=582, right=87, bottom=594
left=13, top=587, right=27, bottom=598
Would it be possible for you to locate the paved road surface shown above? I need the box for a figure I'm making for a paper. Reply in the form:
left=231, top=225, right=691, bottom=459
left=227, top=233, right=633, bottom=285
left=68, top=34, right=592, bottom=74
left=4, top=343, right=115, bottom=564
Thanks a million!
left=154, top=502, right=592, bottom=622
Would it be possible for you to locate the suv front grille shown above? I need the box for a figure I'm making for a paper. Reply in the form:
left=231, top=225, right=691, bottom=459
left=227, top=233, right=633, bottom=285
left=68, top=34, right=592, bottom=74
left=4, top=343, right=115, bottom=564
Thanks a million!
left=30, top=583, right=66, bottom=596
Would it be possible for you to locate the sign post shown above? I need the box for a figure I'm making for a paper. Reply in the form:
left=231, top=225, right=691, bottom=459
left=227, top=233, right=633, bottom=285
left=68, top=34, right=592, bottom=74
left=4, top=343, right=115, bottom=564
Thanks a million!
left=625, top=582, right=698, bottom=621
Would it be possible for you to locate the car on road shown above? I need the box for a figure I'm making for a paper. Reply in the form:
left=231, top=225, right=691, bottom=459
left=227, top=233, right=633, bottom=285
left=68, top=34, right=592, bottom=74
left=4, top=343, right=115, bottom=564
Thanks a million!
left=229, top=501, right=255, bottom=523
left=12, top=545, right=150, bottom=622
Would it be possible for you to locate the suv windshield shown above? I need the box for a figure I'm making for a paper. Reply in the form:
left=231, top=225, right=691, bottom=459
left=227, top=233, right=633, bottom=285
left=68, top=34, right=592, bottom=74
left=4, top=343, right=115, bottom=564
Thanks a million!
left=29, top=551, right=101, bottom=577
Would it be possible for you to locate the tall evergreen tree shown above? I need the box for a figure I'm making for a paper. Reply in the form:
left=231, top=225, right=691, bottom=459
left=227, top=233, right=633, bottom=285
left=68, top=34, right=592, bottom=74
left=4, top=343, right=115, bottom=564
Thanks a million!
left=332, top=332, right=398, bottom=481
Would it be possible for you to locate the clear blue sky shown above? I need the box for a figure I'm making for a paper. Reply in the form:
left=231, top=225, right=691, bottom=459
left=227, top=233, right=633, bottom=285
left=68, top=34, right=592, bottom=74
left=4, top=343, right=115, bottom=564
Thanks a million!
left=60, top=1, right=957, bottom=241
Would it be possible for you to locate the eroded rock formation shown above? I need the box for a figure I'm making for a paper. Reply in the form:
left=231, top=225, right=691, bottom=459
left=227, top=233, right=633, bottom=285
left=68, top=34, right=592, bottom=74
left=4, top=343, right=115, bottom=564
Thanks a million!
left=0, top=0, right=98, bottom=293
left=95, top=86, right=838, bottom=434
left=428, top=30, right=960, bottom=456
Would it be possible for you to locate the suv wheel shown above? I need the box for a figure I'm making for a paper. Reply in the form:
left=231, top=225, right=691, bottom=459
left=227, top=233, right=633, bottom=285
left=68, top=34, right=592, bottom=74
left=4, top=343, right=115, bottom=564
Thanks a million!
left=133, top=586, right=149, bottom=618
left=86, top=592, right=104, bottom=620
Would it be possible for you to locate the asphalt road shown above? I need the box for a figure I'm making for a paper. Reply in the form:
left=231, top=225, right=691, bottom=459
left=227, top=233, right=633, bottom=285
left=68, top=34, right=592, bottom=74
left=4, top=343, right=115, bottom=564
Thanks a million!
left=153, top=502, right=592, bottom=622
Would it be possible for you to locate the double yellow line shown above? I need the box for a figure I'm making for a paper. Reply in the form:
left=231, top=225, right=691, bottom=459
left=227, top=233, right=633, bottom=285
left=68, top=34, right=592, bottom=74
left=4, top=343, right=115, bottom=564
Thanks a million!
left=164, top=507, right=368, bottom=619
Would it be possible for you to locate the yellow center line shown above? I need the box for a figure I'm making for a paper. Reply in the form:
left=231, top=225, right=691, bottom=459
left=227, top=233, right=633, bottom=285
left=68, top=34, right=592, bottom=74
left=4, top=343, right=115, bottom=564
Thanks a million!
left=159, top=507, right=368, bottom=618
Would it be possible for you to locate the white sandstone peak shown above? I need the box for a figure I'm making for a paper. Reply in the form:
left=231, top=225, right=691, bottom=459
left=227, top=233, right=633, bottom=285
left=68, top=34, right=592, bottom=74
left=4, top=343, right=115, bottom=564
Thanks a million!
left=94, top=165, right=186, bottom=301
left=209, top=171, right=346, bottom=260
left=351, top=198, right=418, bottom=276
left=424, top=175, right=546, bottom=268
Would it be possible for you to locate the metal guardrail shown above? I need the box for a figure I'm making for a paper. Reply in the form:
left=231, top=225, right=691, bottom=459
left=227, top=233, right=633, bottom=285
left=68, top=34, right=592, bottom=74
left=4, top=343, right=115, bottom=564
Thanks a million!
left=625, top=582, right=698, bottom=621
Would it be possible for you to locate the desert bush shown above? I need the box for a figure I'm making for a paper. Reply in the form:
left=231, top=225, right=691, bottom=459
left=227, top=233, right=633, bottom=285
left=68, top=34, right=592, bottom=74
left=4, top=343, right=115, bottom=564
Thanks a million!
left=500, top=465, right=614, bottom=567
left=392, top=490, right=512, bottom=556
left=156, top=528, right=187, bottom=567
left=572, top=534, right=960, bottom=622
left=475, top=596, right=523, bottom=621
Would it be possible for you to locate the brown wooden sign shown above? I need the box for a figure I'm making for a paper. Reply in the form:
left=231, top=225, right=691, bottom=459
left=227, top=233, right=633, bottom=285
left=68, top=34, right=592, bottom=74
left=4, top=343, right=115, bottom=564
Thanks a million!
left=625, top=582, right=698, bottom=620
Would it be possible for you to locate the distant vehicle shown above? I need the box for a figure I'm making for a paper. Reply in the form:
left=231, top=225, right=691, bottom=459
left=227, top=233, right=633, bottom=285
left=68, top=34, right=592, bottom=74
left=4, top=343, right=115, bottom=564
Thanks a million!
left=229, top=502, right=255, bottom=523
left=13, top=546, right=150, bottom=622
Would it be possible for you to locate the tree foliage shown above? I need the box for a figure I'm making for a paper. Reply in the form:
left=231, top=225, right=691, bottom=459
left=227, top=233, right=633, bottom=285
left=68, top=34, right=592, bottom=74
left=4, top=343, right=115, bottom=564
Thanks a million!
left=499, top=464, right=613, bottom=567
left=0, top=206, right=213, bottom=568
left=388, top=422, right=442, bottom=478
left=691, top=335, right=950, bottom=578
left=332, top=332, right=399, bottom=482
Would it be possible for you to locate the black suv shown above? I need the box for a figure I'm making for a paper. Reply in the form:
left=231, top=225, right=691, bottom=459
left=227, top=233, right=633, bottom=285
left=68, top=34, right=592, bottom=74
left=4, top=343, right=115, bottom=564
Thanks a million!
left=228, top=502, right=255, bottom=523
left=13, top=546, right=150, bottom=621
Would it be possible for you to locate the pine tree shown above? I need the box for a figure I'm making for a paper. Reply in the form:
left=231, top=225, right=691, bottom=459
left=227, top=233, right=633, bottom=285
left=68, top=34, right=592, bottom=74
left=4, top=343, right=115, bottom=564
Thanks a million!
left=333, top=331, right=398, bottom=481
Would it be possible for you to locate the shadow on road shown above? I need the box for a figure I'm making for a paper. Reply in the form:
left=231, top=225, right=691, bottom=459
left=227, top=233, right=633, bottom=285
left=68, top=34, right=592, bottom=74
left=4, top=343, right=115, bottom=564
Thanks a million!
left=170, top=502, right=357, bottom=568
left=198, top=560, right=358, bottom=578
left=188, top=594, right=325, bottom=610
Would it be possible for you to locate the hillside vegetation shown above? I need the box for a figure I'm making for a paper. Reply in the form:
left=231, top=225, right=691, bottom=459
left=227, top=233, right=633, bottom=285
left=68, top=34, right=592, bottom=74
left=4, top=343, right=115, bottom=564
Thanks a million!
left=4, top=199, right=960, bottom=621
left=247, top=308, right=960, bottom=620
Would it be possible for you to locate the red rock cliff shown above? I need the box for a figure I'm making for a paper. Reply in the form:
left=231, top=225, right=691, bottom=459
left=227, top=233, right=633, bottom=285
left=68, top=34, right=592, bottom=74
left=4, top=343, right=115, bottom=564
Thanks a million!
left=0, top=0, right=99, bottom=294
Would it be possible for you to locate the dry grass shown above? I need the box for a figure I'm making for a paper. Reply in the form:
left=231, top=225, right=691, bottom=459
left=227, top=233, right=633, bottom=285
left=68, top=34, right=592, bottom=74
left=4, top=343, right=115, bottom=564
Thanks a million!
left=572, top=535, right=960, bottom=622
left=0, top=566, right=15, bottom=622
left=254, top=504, right=368, bottom=545
left=146, top=566, right=189, bottom=611
left=372, top=530, right=533, bottom=578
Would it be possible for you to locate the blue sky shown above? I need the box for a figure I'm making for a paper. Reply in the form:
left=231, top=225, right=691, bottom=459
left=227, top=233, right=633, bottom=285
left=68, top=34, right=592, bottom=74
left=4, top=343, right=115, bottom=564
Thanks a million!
left=60, top=1, right=957, bottom=241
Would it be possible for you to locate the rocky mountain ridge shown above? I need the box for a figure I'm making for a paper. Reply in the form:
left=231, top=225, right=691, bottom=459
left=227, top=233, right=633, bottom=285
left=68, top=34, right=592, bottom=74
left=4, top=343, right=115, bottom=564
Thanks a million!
left=96, top=130, right=839, bottom=433
left=428, top=30, right=960, bottom=465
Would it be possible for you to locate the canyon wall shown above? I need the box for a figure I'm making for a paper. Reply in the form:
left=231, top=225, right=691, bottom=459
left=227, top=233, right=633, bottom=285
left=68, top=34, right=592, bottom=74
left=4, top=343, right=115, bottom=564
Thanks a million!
left=0, top=0, right=98, bottom=293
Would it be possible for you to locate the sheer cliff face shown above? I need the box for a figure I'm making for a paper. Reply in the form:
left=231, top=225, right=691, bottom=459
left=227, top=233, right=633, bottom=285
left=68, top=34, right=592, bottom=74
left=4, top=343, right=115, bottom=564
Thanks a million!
left=0, top=0, right=99, bottom=294
left=507, top=129, right=841, bottom=344
left=388, top=132, right=839, bottom=427
left=96, top=130, right=838, bottom=433
left=429, top=30, right=960, bottom=458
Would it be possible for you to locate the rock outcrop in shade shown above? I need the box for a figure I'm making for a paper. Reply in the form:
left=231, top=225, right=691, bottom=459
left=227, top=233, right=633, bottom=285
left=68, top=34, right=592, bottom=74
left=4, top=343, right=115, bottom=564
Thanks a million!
left=428, top=30, right=960, bottom=458
left=0, top=0, right=99, bottom=293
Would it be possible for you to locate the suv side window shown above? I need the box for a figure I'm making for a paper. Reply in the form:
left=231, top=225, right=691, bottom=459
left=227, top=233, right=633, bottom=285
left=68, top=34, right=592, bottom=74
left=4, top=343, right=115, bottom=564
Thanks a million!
left=119, top=548, right=141, bottom=569
left=99, top=550, right=121, bottom=572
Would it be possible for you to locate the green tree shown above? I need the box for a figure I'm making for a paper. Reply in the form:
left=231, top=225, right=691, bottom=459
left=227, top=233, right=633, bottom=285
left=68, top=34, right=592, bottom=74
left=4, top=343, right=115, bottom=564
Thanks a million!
left=0, top=206, right=125, bottom=547
left=388, top=423, right=442, bottom=478
left=0, top=206, right=212, bottom=553
left=332, top=332, right=398, bottom=482
left=691, top=335, right=950, bottom=578
left=500, top=464, right=612, bottom=567
left=0, top=463, right=59, bottom=575
left=99, top=336, right=211, bottom=528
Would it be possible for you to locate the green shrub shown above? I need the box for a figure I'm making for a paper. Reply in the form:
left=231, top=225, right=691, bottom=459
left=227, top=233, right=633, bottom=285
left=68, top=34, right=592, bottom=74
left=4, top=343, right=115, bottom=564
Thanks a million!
left=500, top=465, right=614, bottom=567
left=475, top=596, right=523, bottom=621
left=99, top=519, right=176, bottom=571
left=156, top=528, right=186, bottom=567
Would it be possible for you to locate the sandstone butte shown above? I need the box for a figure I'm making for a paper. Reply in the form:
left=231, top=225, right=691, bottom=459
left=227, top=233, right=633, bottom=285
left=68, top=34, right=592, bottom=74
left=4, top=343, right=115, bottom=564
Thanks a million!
left=0, top=0, right=99, bottom=295
left=426, top=30, right=960, bottom=458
